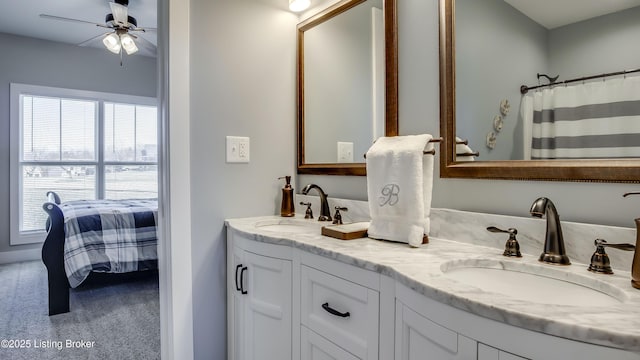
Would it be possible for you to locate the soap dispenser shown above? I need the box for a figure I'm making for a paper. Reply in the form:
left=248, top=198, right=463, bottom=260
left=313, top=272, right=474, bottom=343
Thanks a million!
left=279, top=176, right=295, bottom=217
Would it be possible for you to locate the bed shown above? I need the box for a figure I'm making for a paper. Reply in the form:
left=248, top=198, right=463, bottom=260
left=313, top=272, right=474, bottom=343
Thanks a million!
left=42, top=191, right=158, bottom=315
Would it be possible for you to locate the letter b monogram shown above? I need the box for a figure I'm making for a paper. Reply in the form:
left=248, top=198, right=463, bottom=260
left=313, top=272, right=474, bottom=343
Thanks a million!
left=379, top=184, right=400, bottom=207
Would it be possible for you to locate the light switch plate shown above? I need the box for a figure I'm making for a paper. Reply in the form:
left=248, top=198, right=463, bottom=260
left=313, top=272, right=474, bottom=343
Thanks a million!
left=337, top=141, right=354, bottom=163
left=226, top=136, right=250, bottom=163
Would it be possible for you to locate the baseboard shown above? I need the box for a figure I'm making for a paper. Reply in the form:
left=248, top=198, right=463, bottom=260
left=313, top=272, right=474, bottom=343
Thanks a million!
left=0, top=248, right=41, bottom=264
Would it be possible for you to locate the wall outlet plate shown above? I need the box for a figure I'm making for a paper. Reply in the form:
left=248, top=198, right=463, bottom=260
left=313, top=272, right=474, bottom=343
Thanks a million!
left=226, top=136, right=250, bottom=163
left=337, top=142, right=354, bottom=163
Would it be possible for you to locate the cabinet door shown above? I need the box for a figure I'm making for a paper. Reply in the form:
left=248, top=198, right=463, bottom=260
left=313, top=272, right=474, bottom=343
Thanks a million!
left=228, top=243, right=245, bottom=360
left=301, top=326, right=360, bottom=360
left=478, top=344, right=528, bottom=360
left=243, top=250, right=293, bottom=360
left=395, top=300, right=477, bottom=360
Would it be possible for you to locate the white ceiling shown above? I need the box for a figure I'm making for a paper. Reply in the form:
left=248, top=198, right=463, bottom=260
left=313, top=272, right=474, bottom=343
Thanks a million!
left=0, top=0, right=156, bottom=55
left=504, top=0, right=640, bottom=29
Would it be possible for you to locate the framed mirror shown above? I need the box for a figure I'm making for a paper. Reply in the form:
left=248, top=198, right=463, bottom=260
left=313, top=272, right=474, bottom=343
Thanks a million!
left=297, top=0, right=397, bottom=176
left=440, top=0, right=640, bottom=182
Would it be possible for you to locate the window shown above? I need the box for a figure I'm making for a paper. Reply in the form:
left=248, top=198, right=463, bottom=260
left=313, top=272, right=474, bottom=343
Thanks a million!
left=10, top=84, right=157, bottom=245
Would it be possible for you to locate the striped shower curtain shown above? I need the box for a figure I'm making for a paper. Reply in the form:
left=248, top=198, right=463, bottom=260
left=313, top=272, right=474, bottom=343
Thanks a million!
left=521, top=76, right=640, bottom=159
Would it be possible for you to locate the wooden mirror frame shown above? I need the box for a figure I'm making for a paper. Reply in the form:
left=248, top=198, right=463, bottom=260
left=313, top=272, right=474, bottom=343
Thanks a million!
left=439, top=0, right=640, bottom=183
left=297, top=0, right=398, bottom=176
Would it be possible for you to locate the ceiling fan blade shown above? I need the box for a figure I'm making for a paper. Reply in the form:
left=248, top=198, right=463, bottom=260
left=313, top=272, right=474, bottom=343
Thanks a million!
left=109, top=2, right=129, bottom=26
left=40, top=14, right=110, bottom=28
left=132, top=34, right=157, bottom=56
left=130, top=27, right=157, bottom=32
left=77, top=32, right=113, bottom=47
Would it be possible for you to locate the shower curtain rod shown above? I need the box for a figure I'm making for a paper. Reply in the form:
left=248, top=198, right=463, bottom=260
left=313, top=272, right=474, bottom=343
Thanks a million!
left=520, top=67, right=640, bottom=94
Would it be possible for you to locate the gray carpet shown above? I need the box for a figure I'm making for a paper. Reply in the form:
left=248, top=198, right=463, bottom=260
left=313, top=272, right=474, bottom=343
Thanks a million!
left=0, top=260, right=160, bottom=360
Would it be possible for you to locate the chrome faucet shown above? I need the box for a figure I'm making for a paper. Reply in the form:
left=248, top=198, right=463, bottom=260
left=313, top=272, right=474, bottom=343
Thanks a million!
left=301, top=184, right=332, bottom=221
left=530, top=197, right=571, bottom=265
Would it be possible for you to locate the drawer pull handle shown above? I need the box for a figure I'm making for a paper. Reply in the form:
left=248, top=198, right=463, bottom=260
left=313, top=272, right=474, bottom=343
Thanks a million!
left=322, top=302, right=350, bottom=318
left=235, top=264, right=242, bottom=292
left=240, top=266, right=248, bottom=295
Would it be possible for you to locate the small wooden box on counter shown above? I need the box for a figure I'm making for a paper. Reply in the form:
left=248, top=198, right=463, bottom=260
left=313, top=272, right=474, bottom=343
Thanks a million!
left=321, top=222, right=370, bottom=240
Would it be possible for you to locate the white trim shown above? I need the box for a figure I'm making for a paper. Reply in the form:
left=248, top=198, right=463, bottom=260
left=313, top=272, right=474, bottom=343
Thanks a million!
left=0, top=248, right=41, bottom=265
left=10, top=83, right=157, bottom=107
left=10, top=230, right=45, bottom=246
left=158, top=0, right=194, bottom=358
left=10, top=84, right=21, bottom=246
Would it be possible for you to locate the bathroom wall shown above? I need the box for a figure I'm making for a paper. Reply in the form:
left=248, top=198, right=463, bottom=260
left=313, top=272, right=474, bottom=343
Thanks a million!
left=0, top=32, right=157, bottom=262
left=184, top=0, right=639, bottom=358
left=549, top=6, right=640, bottom=79
left=188, top=0, right=298, bottom=358
left=298, top=0, right=639, bottom=229
left=455, top=0, right=547, bottom=161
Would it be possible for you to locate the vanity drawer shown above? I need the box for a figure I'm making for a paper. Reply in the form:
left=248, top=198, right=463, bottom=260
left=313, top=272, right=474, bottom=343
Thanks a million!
left=301, top=325, right=359, bottom=360
left=300, top=265, right=379, bottom=360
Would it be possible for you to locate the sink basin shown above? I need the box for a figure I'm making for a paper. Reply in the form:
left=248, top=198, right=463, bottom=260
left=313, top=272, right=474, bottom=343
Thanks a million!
left=441, top=259, right=626, bottom=306
left=254, top=218, right=320, bottom=234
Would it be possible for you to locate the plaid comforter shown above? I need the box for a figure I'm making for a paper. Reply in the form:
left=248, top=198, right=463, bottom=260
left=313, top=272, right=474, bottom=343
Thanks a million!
left=61, top=199, right=158, bottom=288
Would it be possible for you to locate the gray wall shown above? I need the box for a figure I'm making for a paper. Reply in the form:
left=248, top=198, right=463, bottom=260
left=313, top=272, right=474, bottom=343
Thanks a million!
left=456, top=0, right=547, bottom=161
left=189, top=0, right=298, bottom=358
left=0, top=32, right=156, bottom=256
left=549, top=5, right=640, bottom=79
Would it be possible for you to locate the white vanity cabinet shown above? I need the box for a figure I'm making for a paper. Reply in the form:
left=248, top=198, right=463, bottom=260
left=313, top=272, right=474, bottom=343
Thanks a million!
left=394, top=299, right=527, bottom=360
left=227, top=227, right=381, bottom=360
left=226, top=218, right=640, bottom=360
left=395, top=283, right=640, bottom=360
left=477, top=344, right=526, bottom=360
left=395, top=299, right=477, bottom=359
left=227, top=232, right=293, bottom=360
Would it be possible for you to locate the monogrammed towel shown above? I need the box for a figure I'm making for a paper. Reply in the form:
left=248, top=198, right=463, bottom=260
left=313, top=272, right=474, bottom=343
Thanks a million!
left=365, top=134, right=434, bottom=247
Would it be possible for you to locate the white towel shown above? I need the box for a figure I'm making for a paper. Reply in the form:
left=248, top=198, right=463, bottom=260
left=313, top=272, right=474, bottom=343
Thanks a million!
left=365, top=134, right=434, bottom=247
left=455, top=136, right=476, bottom=162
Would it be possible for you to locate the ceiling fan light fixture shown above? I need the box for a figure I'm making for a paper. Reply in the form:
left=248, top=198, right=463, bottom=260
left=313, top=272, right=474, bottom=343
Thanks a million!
left=120, top=33, right=139, bottom=55
left=289, top=0, right=311, bottom=12
left=103, top=33, right=121, bottom=54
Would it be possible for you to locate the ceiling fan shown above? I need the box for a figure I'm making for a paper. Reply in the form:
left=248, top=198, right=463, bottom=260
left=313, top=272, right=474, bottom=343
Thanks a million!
left=40, top=0, right=156, bottom=64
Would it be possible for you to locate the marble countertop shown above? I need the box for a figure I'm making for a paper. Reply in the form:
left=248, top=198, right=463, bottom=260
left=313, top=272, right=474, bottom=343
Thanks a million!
left=225, top=215, right=640, bottom=352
